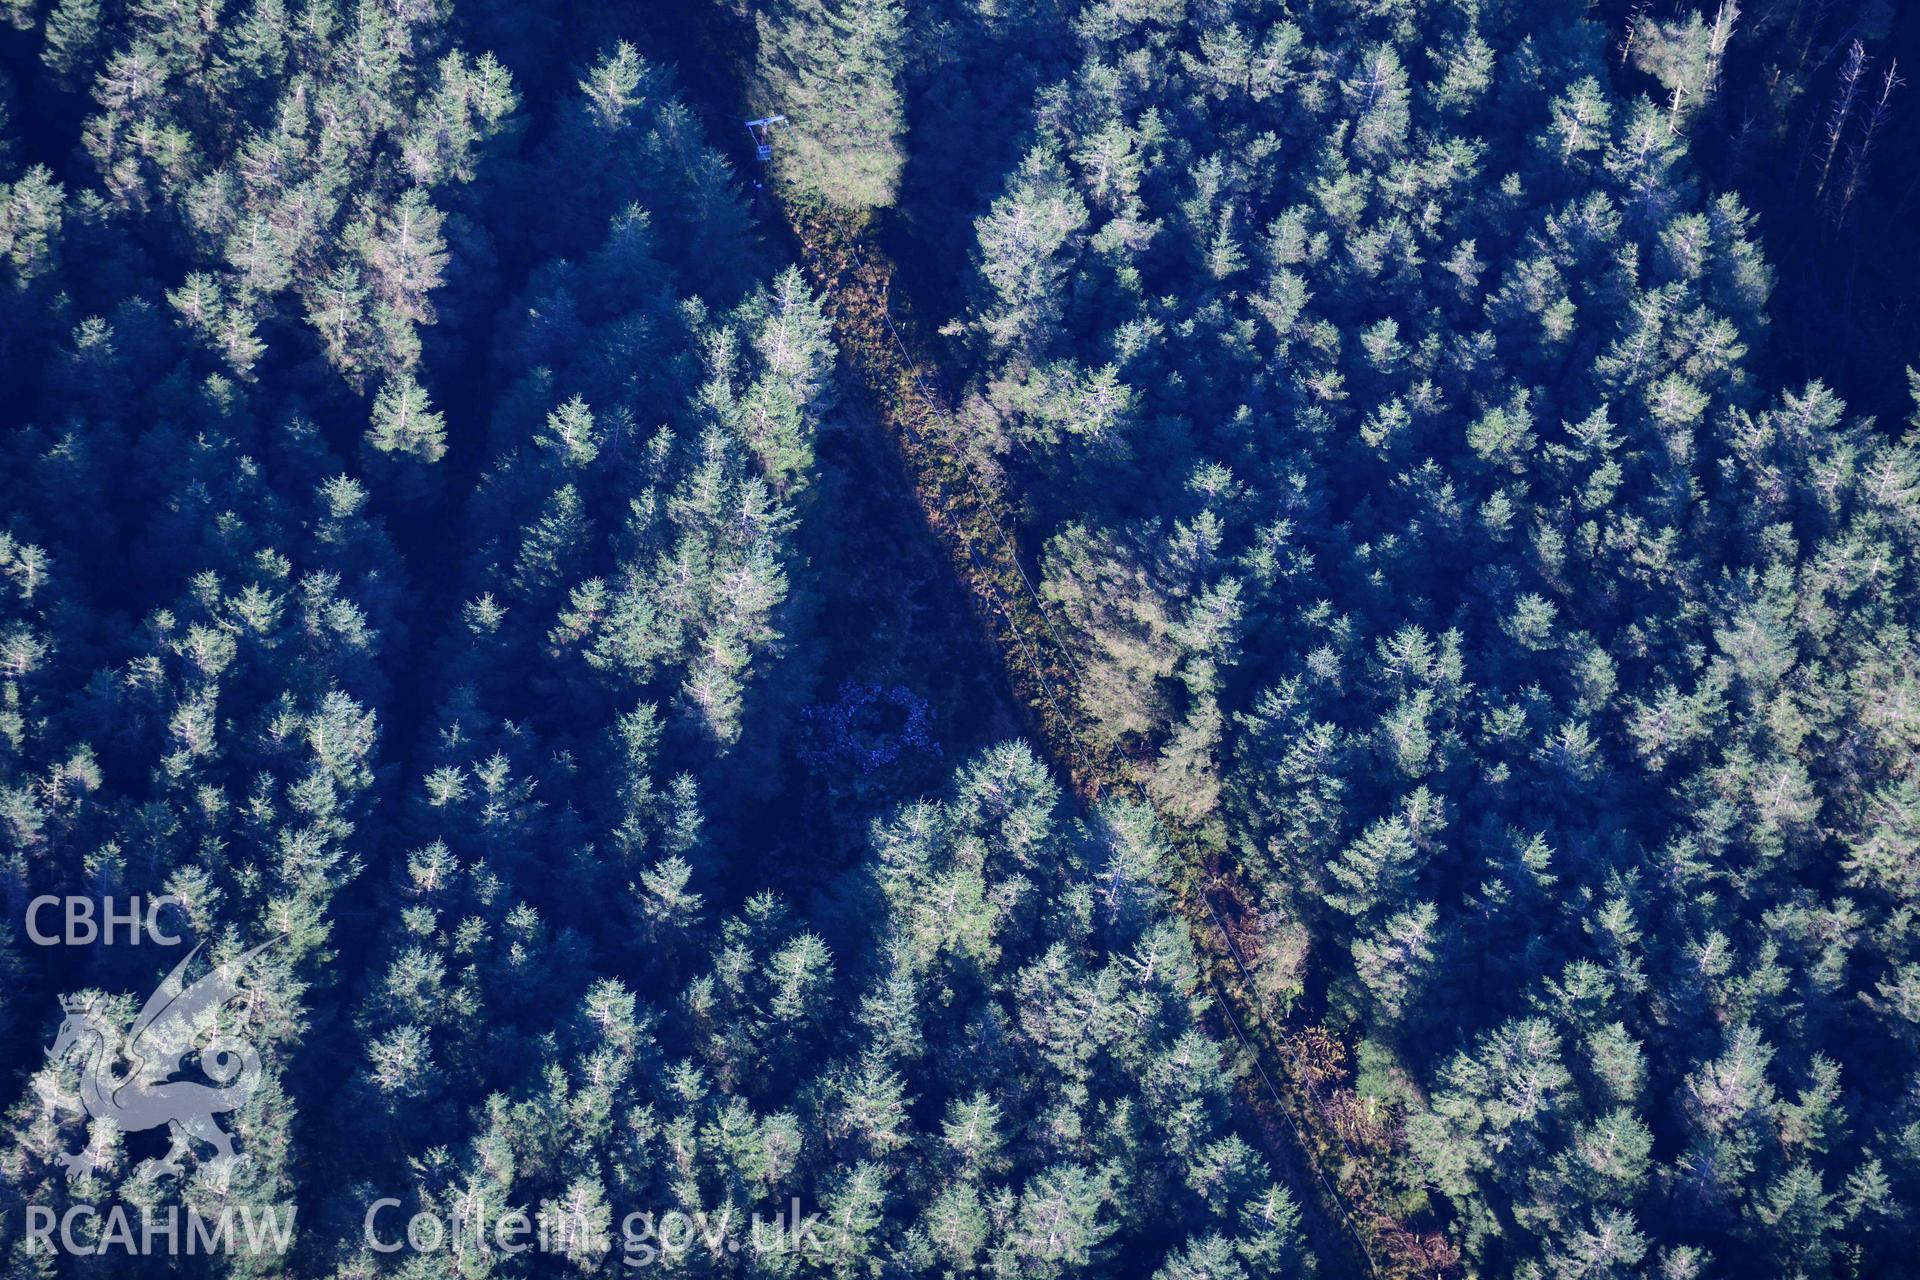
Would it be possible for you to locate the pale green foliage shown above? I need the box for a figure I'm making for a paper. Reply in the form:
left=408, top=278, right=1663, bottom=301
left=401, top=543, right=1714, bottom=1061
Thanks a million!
left=755, top=0, right=908, bottom=212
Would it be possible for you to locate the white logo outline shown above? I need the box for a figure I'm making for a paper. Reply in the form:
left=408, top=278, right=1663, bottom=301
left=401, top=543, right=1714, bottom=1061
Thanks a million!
left=45, top=938, right=280, bottom=1181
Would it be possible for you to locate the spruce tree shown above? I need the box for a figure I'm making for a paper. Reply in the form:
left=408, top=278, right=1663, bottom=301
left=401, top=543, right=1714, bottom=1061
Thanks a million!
left=754, top=0, right=908, bottom=214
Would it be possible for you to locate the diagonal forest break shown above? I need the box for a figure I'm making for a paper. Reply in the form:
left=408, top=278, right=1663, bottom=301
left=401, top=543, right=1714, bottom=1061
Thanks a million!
left=775, top=198, right=1455, bottom=1280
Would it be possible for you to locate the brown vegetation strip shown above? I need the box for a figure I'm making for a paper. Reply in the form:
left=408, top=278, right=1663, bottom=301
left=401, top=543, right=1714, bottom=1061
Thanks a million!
left=784, top=200, right=1460, bottom=1280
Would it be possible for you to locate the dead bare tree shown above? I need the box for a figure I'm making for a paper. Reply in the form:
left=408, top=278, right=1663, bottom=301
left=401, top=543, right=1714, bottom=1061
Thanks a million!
left=1813, top=39, right=1868, bottom=201
left=1834, top=58, right=1902, bottom=223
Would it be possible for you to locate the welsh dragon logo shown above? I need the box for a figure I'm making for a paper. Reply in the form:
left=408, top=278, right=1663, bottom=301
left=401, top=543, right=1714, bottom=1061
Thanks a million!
left=44, top=938, right=280, bottom=1181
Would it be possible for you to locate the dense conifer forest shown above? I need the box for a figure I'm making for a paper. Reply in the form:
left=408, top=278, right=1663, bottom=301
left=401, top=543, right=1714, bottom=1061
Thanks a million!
left=1, top=0, right=1917, bottom=1276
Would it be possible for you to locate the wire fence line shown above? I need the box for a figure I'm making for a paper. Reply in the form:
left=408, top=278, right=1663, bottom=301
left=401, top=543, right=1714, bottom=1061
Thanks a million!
left=788, top=219, right=1393, bottom=1279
